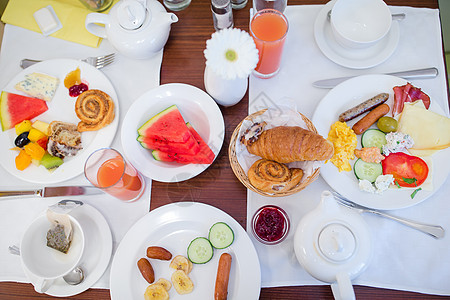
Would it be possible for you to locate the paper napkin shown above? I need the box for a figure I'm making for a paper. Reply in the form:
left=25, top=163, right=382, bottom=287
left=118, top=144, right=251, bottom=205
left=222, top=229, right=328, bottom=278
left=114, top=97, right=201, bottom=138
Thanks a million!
left=1, top=0, right=119, bottom=47
left=248, top=4, right=450, bottom=296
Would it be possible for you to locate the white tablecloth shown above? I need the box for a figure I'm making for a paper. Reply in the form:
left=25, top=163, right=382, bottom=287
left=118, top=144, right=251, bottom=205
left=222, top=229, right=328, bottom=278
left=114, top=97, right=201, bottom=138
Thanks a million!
left=248, top=5, right=450, bottom=296
left=0, top=24, right=163, bottom=289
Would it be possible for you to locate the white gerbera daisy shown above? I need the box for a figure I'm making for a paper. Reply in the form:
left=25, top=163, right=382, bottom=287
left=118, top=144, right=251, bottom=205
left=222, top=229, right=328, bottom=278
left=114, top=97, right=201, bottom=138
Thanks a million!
left=204, top=28, right=259, bottom=80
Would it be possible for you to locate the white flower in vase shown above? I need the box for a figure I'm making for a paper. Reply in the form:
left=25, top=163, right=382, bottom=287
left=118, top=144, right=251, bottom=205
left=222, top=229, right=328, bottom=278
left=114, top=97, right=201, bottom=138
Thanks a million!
left=204, top=28, right=259, bottom=106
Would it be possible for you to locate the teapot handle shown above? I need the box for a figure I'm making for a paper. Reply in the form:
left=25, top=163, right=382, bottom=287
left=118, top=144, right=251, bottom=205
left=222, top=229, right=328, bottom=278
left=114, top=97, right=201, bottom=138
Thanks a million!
left=85, top=13, right=110, bottom=39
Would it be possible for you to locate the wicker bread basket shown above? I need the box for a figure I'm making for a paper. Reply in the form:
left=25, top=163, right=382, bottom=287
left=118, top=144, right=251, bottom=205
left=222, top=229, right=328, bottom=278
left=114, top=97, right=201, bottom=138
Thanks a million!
left=228, top=109, right=321, bottom=197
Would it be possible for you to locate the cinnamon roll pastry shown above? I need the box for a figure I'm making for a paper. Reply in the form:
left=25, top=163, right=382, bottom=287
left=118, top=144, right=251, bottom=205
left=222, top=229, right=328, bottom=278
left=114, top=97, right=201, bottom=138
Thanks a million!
left=75, top=89, right=115, bottom=132
left=248, top=159, right=304, bottom=193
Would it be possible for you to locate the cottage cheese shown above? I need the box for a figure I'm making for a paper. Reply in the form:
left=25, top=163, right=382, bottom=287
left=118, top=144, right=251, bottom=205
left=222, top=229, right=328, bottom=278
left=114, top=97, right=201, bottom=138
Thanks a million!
left=382, top=132, right=414, bottom=155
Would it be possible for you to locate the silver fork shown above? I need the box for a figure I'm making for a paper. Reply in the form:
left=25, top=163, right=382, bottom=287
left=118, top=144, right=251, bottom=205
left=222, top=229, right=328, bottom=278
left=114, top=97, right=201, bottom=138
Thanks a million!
left=20, top=53, right=115, bottom=69
left=331, top=191, right=445, bottom=239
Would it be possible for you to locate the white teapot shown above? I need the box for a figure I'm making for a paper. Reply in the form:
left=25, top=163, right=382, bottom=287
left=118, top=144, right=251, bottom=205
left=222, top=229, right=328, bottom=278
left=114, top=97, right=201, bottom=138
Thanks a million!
left=85, top=0, right=178, bottom=59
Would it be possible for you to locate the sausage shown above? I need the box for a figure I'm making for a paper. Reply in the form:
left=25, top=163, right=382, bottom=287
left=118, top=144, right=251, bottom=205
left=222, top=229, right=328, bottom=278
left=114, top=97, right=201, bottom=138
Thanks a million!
left=214, top=253, right=232, bottom=300
left=137, top=258, right=155, bottom=284
left=338, top=93, right=389, bottom=122
left=352, top=103, right=390, bottom=135
left=146, top=246, right=172, bottom=260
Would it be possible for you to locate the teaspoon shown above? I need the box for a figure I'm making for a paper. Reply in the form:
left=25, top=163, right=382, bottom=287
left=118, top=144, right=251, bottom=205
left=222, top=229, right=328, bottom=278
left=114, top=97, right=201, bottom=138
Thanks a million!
left=327, top=10, right=406, bottom=22
left=8, top=245, right=85, bottom=285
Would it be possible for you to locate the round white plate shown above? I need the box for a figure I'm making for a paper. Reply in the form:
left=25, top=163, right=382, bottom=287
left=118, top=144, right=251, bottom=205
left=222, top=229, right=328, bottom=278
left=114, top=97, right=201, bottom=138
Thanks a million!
left=0, top=59, right=119, bottom=184
left=23, top=203, right=113, bottom=297
left=311, top=74, right=450, bottom=210
left=110, top=202, right=261, bottom=300
left=314, top=0, right=400, bottom=69
left=121, top=83, right=224, bottom=183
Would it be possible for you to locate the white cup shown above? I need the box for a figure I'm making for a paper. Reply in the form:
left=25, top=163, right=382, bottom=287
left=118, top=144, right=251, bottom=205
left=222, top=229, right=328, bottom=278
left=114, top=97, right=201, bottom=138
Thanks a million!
left=20, top=214, right=85, bottom=293
left=330, top=0, right=392, bottom=49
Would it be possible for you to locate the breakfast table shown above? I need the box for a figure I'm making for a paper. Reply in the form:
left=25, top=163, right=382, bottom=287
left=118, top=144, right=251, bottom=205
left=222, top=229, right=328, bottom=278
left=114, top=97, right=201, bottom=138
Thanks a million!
left=0, top=0, right=449, bottom=299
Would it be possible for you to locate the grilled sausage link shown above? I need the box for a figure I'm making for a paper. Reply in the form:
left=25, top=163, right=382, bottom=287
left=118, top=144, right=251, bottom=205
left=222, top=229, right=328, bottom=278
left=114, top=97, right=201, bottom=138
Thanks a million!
left=352, top=103, right=390, bottom=134
left=339, top=93, right=389, bottom=122
left=214, top=253, right=232, bottom=300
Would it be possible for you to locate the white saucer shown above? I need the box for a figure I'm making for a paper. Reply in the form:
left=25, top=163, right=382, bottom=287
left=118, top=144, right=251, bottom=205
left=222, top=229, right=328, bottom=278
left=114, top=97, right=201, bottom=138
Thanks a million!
left=23, top=204, right=112, bottom=297
left=314, top=0, right=400, bottom=69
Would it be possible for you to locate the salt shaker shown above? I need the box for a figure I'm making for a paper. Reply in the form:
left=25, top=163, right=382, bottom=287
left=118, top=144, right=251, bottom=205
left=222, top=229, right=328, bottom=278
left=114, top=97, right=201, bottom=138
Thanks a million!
left=211, top=0, right=233, bottom=31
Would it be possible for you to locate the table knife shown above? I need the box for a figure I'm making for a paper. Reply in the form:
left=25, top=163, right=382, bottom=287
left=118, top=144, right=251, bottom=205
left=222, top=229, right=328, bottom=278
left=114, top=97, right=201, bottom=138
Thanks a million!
left=313, top=67, right=439, bottom=88
left=0, top=186, right=102, bottom=199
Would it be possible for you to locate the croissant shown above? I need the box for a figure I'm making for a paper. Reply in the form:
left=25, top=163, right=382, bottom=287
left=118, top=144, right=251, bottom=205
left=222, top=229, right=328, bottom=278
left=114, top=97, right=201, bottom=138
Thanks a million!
left=248, top=159, right=303, bottom=193
left=245, top=126, right=334, bottom=163
left=75, top=89, right=115, bottom=132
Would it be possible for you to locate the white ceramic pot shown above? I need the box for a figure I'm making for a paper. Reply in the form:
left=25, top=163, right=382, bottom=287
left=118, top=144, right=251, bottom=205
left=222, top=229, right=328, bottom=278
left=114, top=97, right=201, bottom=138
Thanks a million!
left=204, top=65, right=248, bottom=107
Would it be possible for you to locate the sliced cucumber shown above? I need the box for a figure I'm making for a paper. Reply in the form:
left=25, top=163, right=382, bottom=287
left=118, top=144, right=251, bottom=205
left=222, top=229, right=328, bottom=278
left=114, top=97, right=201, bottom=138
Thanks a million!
left=353, top=158, right=383, bottom=183
left=187, top=237, right=213, bottom=264
left=361, top=129, right=386, bottom=151
left=208, top=222, right=234, bottom=249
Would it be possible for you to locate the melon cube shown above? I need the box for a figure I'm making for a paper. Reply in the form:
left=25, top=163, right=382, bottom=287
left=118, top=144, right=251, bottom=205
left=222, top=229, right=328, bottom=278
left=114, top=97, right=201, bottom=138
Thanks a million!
left=28, top=128, right=46, bottom=142
left=15, top=120, right=32, bottom=135
left=32, top=120, right=50, bottom=135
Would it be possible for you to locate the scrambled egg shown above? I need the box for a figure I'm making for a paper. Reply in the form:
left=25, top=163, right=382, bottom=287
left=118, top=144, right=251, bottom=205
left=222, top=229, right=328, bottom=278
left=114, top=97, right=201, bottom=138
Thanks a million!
left=327, top=121, right=357, bottom=172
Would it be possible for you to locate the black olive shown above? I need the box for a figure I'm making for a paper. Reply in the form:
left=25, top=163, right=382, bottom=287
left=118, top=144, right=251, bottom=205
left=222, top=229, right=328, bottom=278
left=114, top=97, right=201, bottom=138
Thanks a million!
left=15, top=132, right=30, bottom=148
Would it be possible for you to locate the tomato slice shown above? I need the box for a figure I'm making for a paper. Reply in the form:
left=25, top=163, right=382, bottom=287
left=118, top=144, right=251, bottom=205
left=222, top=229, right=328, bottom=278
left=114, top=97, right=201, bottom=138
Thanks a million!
left=381, top=152, right=429, bottom=187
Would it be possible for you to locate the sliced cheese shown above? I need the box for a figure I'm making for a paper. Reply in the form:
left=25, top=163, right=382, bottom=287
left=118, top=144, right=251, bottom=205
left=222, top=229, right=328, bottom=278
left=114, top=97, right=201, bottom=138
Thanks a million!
left=15, top=72, right=59, bottom=101
left=397, top=101, right=450, bottom=153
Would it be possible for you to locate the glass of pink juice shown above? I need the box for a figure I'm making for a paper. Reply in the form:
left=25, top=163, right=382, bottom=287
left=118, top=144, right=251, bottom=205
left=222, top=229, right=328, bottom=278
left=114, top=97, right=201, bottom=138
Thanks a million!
left=250, top=9, right=289, bottom=78
left=84, top=148, right=145, bottom=202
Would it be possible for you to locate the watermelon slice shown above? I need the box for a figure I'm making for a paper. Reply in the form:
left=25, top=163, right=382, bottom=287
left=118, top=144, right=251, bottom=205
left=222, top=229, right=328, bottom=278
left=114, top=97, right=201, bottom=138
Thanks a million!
left=0, top=91, right=48, bottom=131
left=152, top=123, right=215, bottom=164
left=137, top=134, right=200, bottom=155
left=138, top=105, right=192, bottom=143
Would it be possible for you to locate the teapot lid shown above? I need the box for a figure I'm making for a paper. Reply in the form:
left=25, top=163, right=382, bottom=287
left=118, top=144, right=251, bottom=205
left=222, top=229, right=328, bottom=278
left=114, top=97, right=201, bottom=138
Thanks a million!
left=117, top=0, right=148, bottom=30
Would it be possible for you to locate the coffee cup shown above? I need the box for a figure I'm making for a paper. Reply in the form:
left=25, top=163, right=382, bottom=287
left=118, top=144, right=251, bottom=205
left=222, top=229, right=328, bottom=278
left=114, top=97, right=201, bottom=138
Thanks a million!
left=20, top=214, right=85, bottom=293
left=330, top=0, right=392, bottom=49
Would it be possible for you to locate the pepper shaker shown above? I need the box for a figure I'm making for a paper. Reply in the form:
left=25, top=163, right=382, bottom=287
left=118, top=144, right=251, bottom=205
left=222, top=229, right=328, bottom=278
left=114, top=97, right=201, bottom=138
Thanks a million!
left=211, top=0, right=233, bottom=31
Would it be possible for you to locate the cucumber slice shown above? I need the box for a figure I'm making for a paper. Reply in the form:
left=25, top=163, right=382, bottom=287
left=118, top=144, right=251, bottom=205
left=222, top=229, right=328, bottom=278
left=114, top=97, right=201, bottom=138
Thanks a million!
left=208, top=222, right=234, bottom=249
left=353, top=158, right=383, bottom=183
left=361, top=129, right=386, bottom=151
left=187, top=237, right=213, bottom=264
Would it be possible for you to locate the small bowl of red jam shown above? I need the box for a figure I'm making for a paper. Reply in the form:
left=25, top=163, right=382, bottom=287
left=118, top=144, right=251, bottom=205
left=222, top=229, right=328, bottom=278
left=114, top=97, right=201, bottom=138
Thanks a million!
left=251, top=205, right=290, bottom=245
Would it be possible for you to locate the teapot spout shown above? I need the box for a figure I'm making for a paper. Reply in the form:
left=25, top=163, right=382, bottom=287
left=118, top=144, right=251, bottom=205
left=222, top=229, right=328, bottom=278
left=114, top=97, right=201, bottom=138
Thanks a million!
left=165, top=12, right=179, bottom=24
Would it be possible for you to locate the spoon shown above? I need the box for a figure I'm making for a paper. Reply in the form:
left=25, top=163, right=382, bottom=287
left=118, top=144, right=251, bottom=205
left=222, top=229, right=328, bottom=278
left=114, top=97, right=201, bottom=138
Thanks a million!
left=8, top=245, right=85, bottom=285
left=327, top=10, right=406, bottom=22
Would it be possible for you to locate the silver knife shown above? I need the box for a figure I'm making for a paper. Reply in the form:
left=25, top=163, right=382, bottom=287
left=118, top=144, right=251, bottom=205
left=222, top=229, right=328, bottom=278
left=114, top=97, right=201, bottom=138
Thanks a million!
left=313, top=67, right=439, bottom=88
left=0, top=186, right=102, bottom=198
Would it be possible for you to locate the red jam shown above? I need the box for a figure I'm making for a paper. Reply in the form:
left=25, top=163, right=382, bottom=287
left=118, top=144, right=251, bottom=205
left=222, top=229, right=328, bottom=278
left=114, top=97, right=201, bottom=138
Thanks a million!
left=252, top=205, right=289, bottom=244
left=69, top=83, right=89, bottom=97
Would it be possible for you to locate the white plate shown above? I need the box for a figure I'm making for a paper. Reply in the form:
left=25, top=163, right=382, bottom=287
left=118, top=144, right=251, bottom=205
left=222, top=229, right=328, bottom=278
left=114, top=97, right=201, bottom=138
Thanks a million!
left=312, top=74, right=450, bottom=210
left=0, top=59, right=119, bottom=184
left=121, top=83, right=224, bottom=183
left=23, top=203, right=113, bottom=297
left=110, top=202, right=261, bottom=300
left=314, top=0, right=400, bottom=69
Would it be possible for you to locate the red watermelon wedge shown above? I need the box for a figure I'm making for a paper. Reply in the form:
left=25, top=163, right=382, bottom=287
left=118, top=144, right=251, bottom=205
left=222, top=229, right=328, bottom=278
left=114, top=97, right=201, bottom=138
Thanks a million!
left=152, top=123, right=215, bottom=164
left=137, top=134, right=200, bottom=155
left=0, top=92, right=49, bottom=131
left=137, top=105, right=192, bottom=143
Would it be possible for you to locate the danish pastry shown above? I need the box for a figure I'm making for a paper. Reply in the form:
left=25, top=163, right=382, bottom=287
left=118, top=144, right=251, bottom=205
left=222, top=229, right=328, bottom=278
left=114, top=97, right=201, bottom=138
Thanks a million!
left=248, top=159, right=303, bottom=193
left=75, top=89, right=115, bottom=132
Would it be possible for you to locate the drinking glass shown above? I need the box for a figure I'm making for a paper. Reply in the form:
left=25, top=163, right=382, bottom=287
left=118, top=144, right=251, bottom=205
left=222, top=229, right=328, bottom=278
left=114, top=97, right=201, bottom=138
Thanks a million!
left=163, top=0, right=191, bottom=11
left=253, top=0, right=287, bottom=13
left=250, top=9, right=289, bottom=78
left=84, top=148, right=145, bottom=202
left=78, top=0, right=113, bottom=12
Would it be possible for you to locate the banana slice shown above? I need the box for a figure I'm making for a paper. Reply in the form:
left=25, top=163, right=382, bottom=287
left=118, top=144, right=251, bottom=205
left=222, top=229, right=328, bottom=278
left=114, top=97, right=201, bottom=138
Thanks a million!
left=171, top=270, right=194, bottom=295
left=155, top=278, right=172, bottom=291
left=144, top=283, right=169, bottom=300
left=170, top=255, right=193, bottom=274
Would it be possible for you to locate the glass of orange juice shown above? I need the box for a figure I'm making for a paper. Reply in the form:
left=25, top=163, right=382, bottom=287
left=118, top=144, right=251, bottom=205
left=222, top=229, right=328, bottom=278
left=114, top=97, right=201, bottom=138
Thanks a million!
left=84, top=148, right=145, bottom=202
left=250, top=9, right=289, bottom=78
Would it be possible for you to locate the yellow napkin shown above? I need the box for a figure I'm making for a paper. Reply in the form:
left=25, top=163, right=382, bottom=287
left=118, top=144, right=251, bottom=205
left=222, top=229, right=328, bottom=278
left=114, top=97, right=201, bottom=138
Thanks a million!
left=1, top=0, right=118, bottom=48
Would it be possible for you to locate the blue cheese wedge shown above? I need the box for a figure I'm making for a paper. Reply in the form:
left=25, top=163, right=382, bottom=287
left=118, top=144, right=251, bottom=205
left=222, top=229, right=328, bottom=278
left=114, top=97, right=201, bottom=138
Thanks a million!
left=15, top=72, right=59, bottom=101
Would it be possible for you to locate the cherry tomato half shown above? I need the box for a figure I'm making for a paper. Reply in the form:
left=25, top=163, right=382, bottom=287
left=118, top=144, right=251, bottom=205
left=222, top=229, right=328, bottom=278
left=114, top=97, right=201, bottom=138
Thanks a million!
left=382, top=152, right=429, bottom=187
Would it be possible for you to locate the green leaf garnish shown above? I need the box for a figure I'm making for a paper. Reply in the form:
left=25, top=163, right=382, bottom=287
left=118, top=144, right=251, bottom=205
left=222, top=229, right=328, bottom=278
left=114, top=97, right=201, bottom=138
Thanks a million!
left=402, top=177, right=418, bottom=185
left=411, top=188, right=422, bottom=199
left=395, top=181, right=401, bottom=188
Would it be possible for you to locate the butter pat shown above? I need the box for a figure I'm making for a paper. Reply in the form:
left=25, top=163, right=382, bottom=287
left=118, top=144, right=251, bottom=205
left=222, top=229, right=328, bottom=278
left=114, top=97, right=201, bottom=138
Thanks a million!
left=33, top=5, right=62, bottom=36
